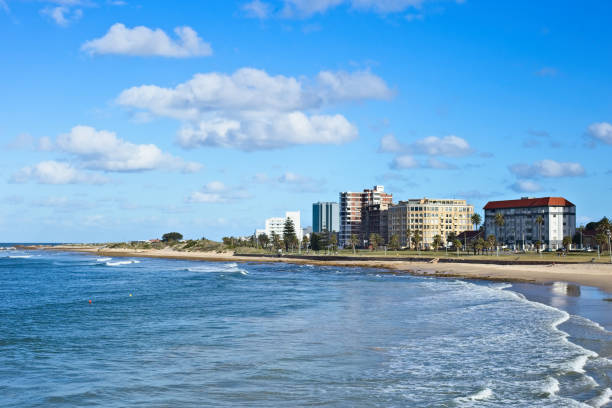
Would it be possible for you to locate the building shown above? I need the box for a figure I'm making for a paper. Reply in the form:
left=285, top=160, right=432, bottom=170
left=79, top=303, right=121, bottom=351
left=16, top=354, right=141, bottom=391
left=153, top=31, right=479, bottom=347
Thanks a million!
left=312, top=202, right=339, bottom=233
left=361, top=203, right=390, bottom=245
left=483, top=197, right=576, bottom=250
left=255, top=211, right=302, bottom=241
left=388, top=198, right=474, bottom=248
left=339, top=185, right=392, bottom=247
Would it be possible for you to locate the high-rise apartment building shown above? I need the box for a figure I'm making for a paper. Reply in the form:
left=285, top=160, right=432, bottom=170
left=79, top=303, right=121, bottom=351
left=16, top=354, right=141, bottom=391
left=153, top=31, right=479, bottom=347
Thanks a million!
left=339, top=185, right=392, bottom=247
left=483, top=197, right=576, bottom=250
left=312, top=202, right=339, bottom=233
left=361, top=203, right=390, bottom=245
left=255, top=211, right=302, bottom=241
left=388, top=198, right=474, bottom=248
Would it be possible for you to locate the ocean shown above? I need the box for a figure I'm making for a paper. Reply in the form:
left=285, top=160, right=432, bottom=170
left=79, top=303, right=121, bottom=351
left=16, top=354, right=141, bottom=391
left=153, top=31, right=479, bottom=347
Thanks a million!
left=1, top=248, right=611, bottom=407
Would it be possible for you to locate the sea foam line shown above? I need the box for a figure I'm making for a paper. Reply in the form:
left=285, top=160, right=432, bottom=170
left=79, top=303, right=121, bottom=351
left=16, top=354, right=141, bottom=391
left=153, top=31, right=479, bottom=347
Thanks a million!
left=455, top=387, right=494, bottom=403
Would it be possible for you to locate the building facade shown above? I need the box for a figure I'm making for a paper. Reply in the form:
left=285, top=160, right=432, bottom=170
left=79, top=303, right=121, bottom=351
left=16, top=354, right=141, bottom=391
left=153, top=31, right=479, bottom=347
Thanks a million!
left=312, top=202, right=339, bottom=233
left=483, top=197, right=576, bottom=250
left=388, top=198, right=474, bottom=248
left=255, top=211, right=302, bottom=241
left=360, top=203, right=390, bottom=245
left=339, top=185, right=392, bottom=247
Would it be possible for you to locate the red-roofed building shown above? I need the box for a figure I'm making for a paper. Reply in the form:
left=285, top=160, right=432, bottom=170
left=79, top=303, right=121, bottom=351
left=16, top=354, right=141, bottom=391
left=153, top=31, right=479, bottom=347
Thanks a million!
left=483, top=197, right=576, bottom=250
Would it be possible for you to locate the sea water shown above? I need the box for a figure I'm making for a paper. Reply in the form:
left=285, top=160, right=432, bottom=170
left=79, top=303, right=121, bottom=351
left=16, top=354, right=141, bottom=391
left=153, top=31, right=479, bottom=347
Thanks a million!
left=1, top=249, right=611, bottom=407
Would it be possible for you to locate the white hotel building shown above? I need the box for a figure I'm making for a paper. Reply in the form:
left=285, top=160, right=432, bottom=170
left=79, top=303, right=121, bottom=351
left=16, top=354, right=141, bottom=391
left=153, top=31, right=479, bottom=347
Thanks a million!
left=255, top=211, right=302, bottom=241
left=483, top=197, right=576, bottom=250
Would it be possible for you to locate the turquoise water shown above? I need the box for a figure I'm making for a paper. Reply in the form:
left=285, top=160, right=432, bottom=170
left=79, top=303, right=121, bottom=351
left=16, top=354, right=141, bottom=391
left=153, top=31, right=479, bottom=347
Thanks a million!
left=1, top=249, right=611, bottom=407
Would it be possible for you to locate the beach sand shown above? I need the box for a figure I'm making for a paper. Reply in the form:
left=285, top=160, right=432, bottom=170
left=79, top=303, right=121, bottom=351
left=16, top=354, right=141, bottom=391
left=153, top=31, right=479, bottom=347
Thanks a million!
left=46, top=245, right=612, bottom=294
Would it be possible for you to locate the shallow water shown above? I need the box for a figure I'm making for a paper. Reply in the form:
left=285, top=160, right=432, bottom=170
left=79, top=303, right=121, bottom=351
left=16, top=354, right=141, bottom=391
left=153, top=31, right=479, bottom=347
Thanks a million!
left=1, top=250, right=611, bottom=407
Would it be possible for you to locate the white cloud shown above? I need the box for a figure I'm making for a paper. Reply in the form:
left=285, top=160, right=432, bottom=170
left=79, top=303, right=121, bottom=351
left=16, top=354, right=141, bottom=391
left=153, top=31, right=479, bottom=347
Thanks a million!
left=40, top=5, right=82, bottom=26
left=118, top=67, right=390, bottom=150
left=187, top=181, right=250, bottom=203
left=391, top=155, right=419, bottom=169
left=10, top=161, right=109, bottom=184
left=242, top=0, right=271, bottom=18
left=509, top=159, right=585, bottom=178
left=379, top=134, right=473, bottom=157
left=535, top=67, right=558, bottom=77
left=82, top=23, right=212, bottom=58
left=248, top=0, right=455, bottom=18
left=588, top=122, right=612, bottom=145
left=378, top=133, right=404, bottom=153
left=509, top=180, right=543, bottom=193
left=57, top=125, right=201, bottom=172
left=412, top=135, right=473, bottom=157
left=0, top=0, right=9, bottom=13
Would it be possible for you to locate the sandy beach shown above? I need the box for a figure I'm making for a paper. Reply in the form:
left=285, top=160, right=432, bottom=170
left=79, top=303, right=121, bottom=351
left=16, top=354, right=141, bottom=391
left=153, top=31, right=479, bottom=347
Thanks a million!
left=45, top=245, right=612, bottom=294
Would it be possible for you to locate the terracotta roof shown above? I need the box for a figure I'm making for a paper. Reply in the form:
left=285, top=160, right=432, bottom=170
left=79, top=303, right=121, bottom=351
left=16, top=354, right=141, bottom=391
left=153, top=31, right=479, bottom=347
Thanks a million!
left=484, top=197, right=575, bottom=210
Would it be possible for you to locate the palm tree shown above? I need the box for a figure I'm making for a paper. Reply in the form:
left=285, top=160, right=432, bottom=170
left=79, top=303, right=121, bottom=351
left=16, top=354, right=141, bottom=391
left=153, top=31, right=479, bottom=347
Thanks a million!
left=453, top=239, right=462, bottom=255
left=535, top=215, right=544, bottom=251
left=494, top=213, right=505, bottom=249
left=432, top=234, right=443, bottom=252
left=412, top=230, right=423, bottom=254
left=389, top=234, right=400, bottom=252
left=486, top=235, right=497, bottom=256
left=471, top=213, right=482, bottom=231
left=349, top=234, right=359, bottom=254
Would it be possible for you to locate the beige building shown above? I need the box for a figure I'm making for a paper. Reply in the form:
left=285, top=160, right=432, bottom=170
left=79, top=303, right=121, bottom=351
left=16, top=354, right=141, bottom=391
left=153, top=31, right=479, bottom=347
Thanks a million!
left=388, top=198, right=474, bottom=248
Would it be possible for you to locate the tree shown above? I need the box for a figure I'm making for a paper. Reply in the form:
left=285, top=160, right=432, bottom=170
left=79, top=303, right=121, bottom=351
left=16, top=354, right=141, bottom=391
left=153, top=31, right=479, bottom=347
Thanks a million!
left=535, top=215, right=544, bottom=248
left=494, top=213, right=505, bottom=245
left=432, top=234, right=443, bottom=252
left=475, top=237, right=486, bottom=255
left=453, top=239, right=462, bottom=255
left=412, top=230, right=423, bottom=252
left=329, top=233, right=338, bottom=252
left=302, top=235, right=309, bottom=252
left=562, top=236, right=572, bottom=251
left=486, top=235, right=497, bottom=255
left=162, top=232, right=183, bottom=242
left=389, top=234, right=400, bottom=251
left=535, top=240, right=542, bottom=254
left=283, top=218, right=298, bottom=252
left=349, top=234, right=359, bottom=254
left=405, top=227, right=412, bottom=249
left=271, top=231, right=282, bottom=251
left=446, top=231, right=457, bottom=245
left=471, top=213, right=482, bottom=231
left=258, top=233, right=270, bottom=250
left=369, top=233, right=378, bottom=250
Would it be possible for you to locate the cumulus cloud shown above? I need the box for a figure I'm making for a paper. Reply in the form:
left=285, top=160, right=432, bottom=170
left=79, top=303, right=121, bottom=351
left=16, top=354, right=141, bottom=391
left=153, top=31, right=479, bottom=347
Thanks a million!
left=588, top=122, right=612, bottom=145
left=509, top=180, right=543, bottom=193
left=117, top=67, right=390, bottom=150
left=379, top=134, right=473, bottom=157
left=242, top=0, right=272, bottom=18
left=10, top=161, right=109, bottom=184
left=82, top=23, right=212, bottom=58
left=391, top=155, right=419, bottom=169
left=56, top=125, right=201, bottom=172
left=187, top=181, right=250, bottom=203
left=508, top=159, right=585, bottom=178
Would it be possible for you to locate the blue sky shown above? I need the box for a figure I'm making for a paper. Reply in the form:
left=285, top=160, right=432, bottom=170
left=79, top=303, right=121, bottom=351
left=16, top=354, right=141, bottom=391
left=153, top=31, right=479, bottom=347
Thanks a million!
left=1, top=0, right=611, bottom=243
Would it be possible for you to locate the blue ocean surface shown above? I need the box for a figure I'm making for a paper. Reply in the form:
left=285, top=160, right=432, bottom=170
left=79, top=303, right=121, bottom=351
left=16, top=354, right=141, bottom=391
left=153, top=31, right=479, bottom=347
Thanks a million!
left=1, top=249, right=612, bottom=407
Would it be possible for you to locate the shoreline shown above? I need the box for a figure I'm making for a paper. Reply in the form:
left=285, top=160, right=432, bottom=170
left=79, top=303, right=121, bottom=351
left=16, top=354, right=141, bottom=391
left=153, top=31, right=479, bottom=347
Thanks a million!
left=43, top=245, right=612, bottom=294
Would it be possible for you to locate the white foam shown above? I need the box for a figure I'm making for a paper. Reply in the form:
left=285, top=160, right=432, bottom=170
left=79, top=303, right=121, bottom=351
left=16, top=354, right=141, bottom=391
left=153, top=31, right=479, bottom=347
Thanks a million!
left=542, top=377, right=560, bottom=397
left=8, top=255, right=32, bottom=259
left=455, top=388, right=493, bottom=403
left=186, top=263, right=248, bottom=275
left=97, top=257, right=112, bottom=262
left=587, top=388, right=612, bottom=408
left=106, top=260, right=139, bottom=266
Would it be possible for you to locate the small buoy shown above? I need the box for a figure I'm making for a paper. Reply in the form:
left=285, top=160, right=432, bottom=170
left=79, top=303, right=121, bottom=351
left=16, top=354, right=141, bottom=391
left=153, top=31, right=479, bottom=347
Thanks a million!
left=129, top=293, right=132, bottom=297
left=88, top=299, right=92, bottom=304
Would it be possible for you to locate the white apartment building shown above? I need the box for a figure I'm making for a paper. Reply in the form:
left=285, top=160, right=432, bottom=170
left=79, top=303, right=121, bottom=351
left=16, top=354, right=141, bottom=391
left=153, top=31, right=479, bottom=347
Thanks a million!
left=255, top=211, right=302, bottom=241
left=388, top=198, right=474, bottom=248
left=483, top=197, right=576, bottom=250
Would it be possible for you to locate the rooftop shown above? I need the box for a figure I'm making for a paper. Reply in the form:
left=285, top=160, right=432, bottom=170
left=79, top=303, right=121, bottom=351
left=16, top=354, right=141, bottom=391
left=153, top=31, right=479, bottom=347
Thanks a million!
left=484, top=197, right=575, bottom=210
